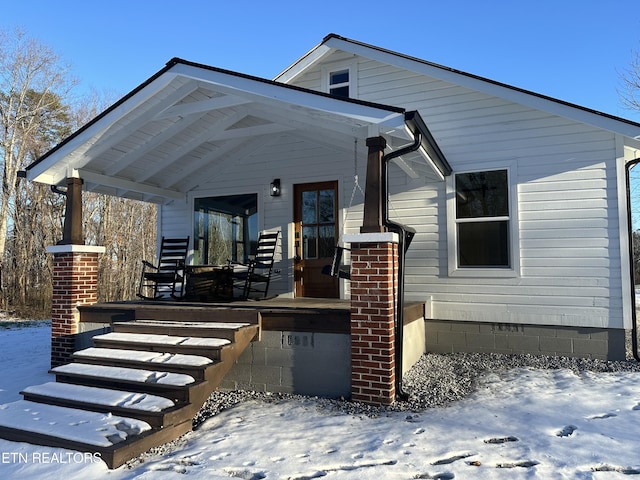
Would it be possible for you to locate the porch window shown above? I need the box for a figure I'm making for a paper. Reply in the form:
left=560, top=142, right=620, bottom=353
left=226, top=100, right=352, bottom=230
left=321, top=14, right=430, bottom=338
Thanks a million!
left=448, top=168, right=519, bottom=276
left=193, top=194, right=258, bottom=265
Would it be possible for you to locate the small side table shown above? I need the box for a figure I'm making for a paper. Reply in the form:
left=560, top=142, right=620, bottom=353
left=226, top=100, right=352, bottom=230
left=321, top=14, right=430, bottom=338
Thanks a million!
left=185, top=265, right=233, bottom=301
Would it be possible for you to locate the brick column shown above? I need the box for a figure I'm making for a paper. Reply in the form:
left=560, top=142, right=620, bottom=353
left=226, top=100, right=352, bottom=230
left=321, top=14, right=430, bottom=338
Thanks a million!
left=345, top=232, right=399, bottom=405
left=46, top=245, right=105, bottom=368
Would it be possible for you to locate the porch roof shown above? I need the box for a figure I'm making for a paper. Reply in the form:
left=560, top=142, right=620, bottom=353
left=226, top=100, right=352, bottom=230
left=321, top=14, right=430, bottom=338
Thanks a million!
left=26, top=58, right=450, bottom=204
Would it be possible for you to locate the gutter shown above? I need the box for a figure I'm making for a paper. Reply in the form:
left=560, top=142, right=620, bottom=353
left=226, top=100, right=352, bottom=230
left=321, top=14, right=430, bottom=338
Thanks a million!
left=625, top=158, right=640, bottom=362
left=381, top=123, right=423, bottom=401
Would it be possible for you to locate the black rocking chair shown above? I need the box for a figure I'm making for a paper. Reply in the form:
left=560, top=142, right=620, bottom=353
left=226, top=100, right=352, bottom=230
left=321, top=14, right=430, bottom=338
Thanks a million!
left=137, top=236, right=189, bottom=300
left=230, top=231, right=280, bottom=300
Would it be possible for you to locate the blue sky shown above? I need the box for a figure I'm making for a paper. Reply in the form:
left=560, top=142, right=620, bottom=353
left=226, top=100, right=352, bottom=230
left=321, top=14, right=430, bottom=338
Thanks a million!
left=2, top=0, right=640, bottom=122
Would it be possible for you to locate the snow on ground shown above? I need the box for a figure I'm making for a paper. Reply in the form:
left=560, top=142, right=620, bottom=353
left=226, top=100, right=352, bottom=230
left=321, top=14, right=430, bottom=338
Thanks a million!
left=1, top=323, right=640, bottom=478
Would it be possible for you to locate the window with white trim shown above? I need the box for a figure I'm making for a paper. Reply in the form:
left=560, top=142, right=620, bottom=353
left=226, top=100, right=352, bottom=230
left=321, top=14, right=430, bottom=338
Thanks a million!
left=322, top=61, right=357, bottom=99
left=329, top=69, right=350, bottom=98
left=448, top=167, right=519, bottom=276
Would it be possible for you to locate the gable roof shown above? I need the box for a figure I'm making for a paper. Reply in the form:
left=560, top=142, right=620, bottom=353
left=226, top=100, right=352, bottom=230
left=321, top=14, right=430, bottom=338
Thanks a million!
left=26, top=58, right=449, bottom=203
left=277, top=34, right=640, bottom=139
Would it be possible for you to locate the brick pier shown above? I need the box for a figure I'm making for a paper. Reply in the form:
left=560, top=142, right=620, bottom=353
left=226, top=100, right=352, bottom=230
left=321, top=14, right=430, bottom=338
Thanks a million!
left=46, top=245, right=105, bottom=367
left=346, top=233, right=399, bottom=405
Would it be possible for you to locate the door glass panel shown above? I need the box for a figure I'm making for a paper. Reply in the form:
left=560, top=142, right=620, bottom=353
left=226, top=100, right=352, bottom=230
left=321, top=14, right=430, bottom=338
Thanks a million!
left=302, top=191, right=317, bottom=224
left=302, top=226, right=318, bottom=259
left=318, top=189, right=335, bottom=223
left=318, top=225, right=335, bottom=258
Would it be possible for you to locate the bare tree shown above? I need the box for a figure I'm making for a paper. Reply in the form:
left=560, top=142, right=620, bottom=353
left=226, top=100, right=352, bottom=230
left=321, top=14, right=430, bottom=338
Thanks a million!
left=621, top=49, right=640, bottom=113
left=0, top=28, right=76, bottom=303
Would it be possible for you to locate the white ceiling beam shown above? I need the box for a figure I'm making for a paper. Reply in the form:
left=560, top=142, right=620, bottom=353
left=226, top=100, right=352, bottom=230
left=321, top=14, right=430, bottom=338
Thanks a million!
left=177, top=137, right=270, bottom=193
left=79, top=82, right=199, bottom=163
left=102, top=111, right=209, bottom=176
left=78, top=169, right=184, bottom=200
left=162, top=137, right=247, bottom=190
left=135, top=110, right=248, bottom=184
left=208, top=122, right=294, bottom=141
left=153, top=93, right=251, bottom=120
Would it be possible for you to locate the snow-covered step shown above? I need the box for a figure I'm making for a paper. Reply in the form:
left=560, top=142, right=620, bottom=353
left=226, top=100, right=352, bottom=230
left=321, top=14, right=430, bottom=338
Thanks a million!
left=113, top=320, right=252, bottom=341
left=51, top=363, right=205, bottom=404
left=0, top=400, right=151, bottom=448
left=20, top=382, right=192, bottom=428
left=22, top=382, right=175, bottom=412
left=73, top=347, right=215, bottom=381
left=92, top=332, right=231, bottom=360
left=0, top=399, right=192, bottom=469
left=52, top=363, right=196, bottom=386
left=74, top=347, right=213, bottom=366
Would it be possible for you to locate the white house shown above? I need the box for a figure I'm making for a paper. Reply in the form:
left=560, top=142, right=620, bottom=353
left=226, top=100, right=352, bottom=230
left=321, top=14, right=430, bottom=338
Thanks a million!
left=27, top=34, right=640, bottom=362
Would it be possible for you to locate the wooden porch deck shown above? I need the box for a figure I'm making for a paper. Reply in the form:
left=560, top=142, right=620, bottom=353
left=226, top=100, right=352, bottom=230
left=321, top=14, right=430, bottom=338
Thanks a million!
left=80, top=297, right=353, bottom=335
left=79, top=296, right=425, bottom=334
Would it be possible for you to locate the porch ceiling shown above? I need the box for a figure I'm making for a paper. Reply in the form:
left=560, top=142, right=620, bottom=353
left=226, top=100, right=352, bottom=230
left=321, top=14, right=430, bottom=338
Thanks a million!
left=26, top=58, right=446, bottom=204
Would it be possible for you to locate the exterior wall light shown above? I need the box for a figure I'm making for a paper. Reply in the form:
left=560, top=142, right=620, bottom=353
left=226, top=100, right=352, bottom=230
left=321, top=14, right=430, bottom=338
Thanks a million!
left=270, top=178, right=281, bottom=197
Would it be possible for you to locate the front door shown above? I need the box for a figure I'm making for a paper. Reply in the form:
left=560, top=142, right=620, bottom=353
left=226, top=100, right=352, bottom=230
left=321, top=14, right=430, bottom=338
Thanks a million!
left=294, top=181, right=339, bottom=298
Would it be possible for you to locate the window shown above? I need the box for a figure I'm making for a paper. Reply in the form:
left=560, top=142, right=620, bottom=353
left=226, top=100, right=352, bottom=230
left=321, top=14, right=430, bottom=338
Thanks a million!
left=448, top=168, right=518, bottom=276
left=193, top=194, right=258, bottom=265
left=322, top=61, right=357, bottom=99
left=329, top=69, right=350, bottom=98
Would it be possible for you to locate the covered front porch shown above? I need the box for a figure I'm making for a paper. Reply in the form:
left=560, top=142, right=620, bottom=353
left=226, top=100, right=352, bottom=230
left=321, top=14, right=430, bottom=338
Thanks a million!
left=24, top=57, right=449, bottom=407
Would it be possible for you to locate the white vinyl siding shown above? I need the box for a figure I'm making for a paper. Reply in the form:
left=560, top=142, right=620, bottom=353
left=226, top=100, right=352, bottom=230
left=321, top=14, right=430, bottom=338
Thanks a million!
left=160, top=133, right=362, bottom=298
left=284, top=51, right=623, bottom=329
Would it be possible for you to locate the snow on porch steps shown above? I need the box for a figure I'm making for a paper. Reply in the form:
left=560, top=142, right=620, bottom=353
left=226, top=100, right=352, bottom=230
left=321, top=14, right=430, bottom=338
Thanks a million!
left=22, top=382, right=175, bottom=412
left=113, top=320, right=252, bottom=341
left=92, top=332, right=232, bottom=361
left=93, top=332, right=230, bottom=348
left=123, top=320, right=251, bottom=329
left=0, top=400, right=151, bottom=447
left=74, top=347, right=214, bottom=367
left=51, top=363, right=196, bottom=386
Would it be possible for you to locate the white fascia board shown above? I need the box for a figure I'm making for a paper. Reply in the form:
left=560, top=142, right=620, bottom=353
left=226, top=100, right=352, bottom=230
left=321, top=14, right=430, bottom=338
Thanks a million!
left=171, top=63, right=405, bottom=128
left=27, top=72, right=181, bottom=185
left=274, top=43, right=334, bottom=83
left=324, top=36, right=640, bottom=139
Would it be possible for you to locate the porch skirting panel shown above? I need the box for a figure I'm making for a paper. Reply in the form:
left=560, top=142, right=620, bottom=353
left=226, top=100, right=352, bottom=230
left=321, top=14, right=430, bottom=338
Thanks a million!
left=423, top=319, right=627, bottom=361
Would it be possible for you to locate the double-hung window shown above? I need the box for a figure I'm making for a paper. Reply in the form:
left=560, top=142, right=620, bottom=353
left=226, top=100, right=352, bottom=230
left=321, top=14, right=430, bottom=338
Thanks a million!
left=322, top=61, right=357, bottom=99
left=328, top=69, right=350, bottom=98
left=448, top=168, right=518, bottom=276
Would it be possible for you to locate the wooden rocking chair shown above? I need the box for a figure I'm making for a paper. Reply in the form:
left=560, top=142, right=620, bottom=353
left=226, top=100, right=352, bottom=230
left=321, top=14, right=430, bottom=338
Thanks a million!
left=230, top=231, right=280, bottom=300
left=137, top=237, right=189, bottom=300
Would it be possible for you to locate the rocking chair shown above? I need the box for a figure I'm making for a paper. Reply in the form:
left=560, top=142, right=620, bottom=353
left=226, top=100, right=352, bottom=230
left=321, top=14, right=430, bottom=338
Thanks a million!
left=230, top=231, right=280, bottom=300
left=137, top=237, right=189, bottom=300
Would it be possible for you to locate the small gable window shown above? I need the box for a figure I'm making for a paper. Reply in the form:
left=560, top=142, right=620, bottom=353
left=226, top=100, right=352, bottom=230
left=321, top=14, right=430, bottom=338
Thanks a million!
left=322, top=61, right=357, bottom=99
left=329, top=69, right=350, bottom=98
